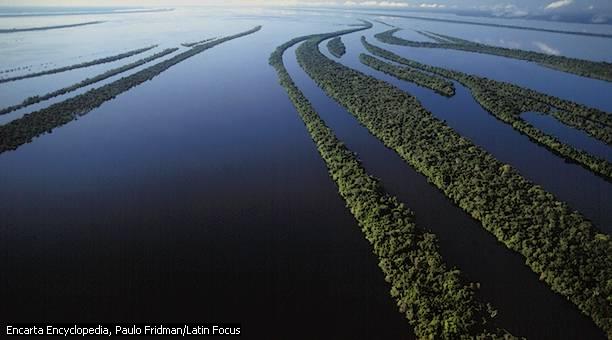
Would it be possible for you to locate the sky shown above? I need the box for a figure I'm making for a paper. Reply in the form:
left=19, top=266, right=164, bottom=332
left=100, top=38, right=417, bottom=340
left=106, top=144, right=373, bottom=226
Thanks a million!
left=0, top=0, right=611, bottom=20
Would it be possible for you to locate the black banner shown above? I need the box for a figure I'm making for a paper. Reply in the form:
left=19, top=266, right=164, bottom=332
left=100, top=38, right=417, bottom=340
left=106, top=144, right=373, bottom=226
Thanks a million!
left=4, top=324, right=241, bottom=337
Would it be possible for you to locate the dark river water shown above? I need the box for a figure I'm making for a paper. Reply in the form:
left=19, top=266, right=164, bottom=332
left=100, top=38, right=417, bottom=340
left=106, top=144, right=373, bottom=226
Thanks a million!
left=0, top=11, right=610, bottom=340
left=0, top=21, right=413, bottom=339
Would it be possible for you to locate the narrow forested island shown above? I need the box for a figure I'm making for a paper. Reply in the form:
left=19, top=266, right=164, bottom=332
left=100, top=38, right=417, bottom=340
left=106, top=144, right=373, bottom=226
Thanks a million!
left=0, top=25, right=262, bottom=154
left=361, top=36, right=612, bottom=179
left=0, top=21, right=104, bottom=33
left=0, top=45, right=158, bottom=84
left=0, top=48, right=179, bottom=116
left=375, top=28, right=612, bottom=82
left=295, top=29, right=611, bottom=336
left=359, top=53, right=455, bottom=96
left=270, top=24, right=513, bottom=339
left=326, top=37, right=346, bottom=58
left=181, top=37, right=216, bottom=48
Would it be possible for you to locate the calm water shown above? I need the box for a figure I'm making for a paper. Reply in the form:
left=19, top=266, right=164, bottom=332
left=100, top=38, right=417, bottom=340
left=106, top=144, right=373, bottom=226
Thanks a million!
left=0, top=7, right=610, bottom=339
left=0, top=16, right=412, bottom=339
left=523, top=111, right=612, bottom=162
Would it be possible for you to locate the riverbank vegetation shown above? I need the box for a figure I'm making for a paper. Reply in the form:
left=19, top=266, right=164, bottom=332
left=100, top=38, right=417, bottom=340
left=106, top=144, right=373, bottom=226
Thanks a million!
left=373, top=19, right=396, bottom=28
left=0, top=25, right=262, bottom=154
left=0, top=21, right=104, bottom=33
left=182, top=37, right=216, bottom=47
left=375, top=28, right=612, bottom=82
left=361, top=37, right=612, bottom=179
left=297, top=34, right=611, bottom=336
left=359, top=53, right=455, bottom=96
left=0, top=48, right=179, bottom=116
left=0, top=45, right=157, bottom=84
left=270, top=26, right=513, bottom=340
left=326, top=37, right=346, bottom=58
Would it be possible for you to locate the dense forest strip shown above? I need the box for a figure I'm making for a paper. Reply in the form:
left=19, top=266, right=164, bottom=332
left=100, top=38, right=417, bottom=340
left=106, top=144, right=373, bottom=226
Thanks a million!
left=0, top=8, right=174, bottom=18
left=373, top=19, right=396, bottom=28
left=326, top=37, right=346, bottom=58
left=422, top=31, right=475, bottom=45
left=0, top=48, right=179, bottom=116
left=181, top=37, right=216, bottom=48
left=0, top=21, right=104, bottom=33
left=360, top=53, right=455, bottom=96
left=271, top=27, right=513, bottom=340
left=365, top=12, right=612, bottom=39
left=375, top=28, right=612, bottom=82
left=414, top=30, right=454, bottom=44
left=297, top=34, right=612, bottom=336
left=0, top=45, right=157, bottom=84
left=0, top=25, right=262, bottom=154
left=361, top=37, right=612, bottom=179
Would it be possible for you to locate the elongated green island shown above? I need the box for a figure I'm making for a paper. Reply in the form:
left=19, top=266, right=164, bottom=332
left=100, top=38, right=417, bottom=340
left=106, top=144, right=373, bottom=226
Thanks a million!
left=0, top=48, right=179, bottom=116
left=271, top=24, right=513, bottom=340
left=361, top=37, right=612, bottom=179
left=0, top=45, right=158, bottom=84
left=326, top=37, right=346, bottom=58
left=0, top=25, right=262, bottom=154
left=359, top=53, right=455, bottom=96
left=375, top=28, right=612, bottom=82
left=0, top=21, right=104, bottom=33
left=295, top=31, right=611, bottom=336
left=182, top=37, right=216, bottom=48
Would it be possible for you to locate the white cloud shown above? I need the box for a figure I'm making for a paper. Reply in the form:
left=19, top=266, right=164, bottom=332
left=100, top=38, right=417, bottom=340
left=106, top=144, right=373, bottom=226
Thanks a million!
left=343, top=1, right=410, bottom=7
left=545, top=0, right=573, bottom=10
left=490, top=4, right=528, bottom=17
left=533, top=42, right=561, bottom=55
left=419, top=3, right=446, bottom=8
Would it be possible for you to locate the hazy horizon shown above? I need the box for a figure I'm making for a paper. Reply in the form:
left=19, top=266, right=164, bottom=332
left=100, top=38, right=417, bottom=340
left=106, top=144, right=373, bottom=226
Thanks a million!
left=1, top=0, right=611, bottom=24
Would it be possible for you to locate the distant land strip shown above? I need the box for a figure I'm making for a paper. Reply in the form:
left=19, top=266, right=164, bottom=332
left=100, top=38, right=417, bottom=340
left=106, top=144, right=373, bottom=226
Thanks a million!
left=376, top=28, right=612, bottom=82
left=359, top=53, right=455, bottom=96
left=373, top=19, right=396, bottom=28
left=366, top=12, right=612, bottom=39
left=0, top=21, right=104, bottom=33
left=0, top=8, right=174, bottom=18
left=0, top=45, right=157, bottom=84
left=0, top=48, right=179, bottom=116
left=182, top=37, right=217, bottom=48
left=0, top=25, right=262, bottom=154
